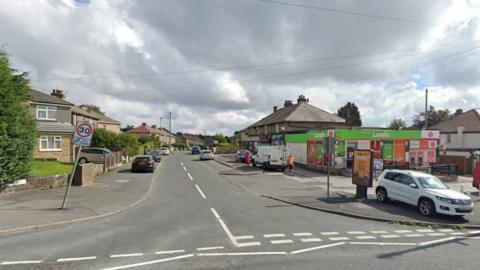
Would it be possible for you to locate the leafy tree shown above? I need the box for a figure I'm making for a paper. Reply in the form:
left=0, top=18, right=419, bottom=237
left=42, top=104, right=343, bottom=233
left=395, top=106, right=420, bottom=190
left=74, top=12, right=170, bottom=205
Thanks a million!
left=120, top=124, right=134, bottom=132
left=0, top=51, right=36, bottom=186
left=91, top=128, right=117, bottom=149
left=91, top=129, right=141, bottom=156
left=387, top=117, right=406, bottom=130
left=116, top=132, right=140, bottom=156
left=213, top=133, right=227, bottom=144
left=337, top=102, right=362, bottom=126
left=82, top=104, right=103, bottom=115
left=411, top=106, right=452, bottom=128
left=138, top=135, right=159, bottom=151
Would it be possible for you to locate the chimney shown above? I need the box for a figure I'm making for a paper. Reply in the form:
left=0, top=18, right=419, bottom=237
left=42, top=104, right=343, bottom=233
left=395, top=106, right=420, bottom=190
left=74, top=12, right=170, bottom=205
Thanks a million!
left=142, top=122, right=147, bottom=126
left=273, top=106, right=278, bottom=112
left=454, top=108, right=463, bottom=117
left=51, top=89, right=65, bottom=99
left=284, top=100, right=293, bottom=107
left=151, top=125, right=157, bottom=129
left=297, top=94, right=309, bottom=104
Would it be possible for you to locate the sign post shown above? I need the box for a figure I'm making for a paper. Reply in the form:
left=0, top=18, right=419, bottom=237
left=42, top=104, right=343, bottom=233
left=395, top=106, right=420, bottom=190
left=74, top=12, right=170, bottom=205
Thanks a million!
left=352, top=150, right=373, bottom=199
left=61, top=122, right=94, bottom=209
left=326, top=130, right=335, bottom=200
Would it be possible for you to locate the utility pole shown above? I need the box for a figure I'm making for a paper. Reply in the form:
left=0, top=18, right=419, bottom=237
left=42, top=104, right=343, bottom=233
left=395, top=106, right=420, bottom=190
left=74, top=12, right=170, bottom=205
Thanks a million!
left=424, top=88, right=428, bottom=129
left=169, top=112, right=172, bottom=146
left=159, top=117, right=163, bottom=146
left=204, top=128, right=207, bottom=147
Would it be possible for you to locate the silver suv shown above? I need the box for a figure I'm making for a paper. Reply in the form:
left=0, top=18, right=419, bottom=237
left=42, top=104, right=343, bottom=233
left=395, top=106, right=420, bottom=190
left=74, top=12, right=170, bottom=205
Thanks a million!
left=78, top=147, right=112, bottom=164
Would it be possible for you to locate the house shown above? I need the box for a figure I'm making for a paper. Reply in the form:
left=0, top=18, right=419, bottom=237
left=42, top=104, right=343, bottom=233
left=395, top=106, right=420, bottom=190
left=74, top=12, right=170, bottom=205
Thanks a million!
left=27, top=89, right=75, bottom=163
left=239, top=95, right=347, bottom=147
left=78, top=105, right=121, bottom=133
left=181, top=133, right=205, bottom=147
left=429, top=108, right=480, bottom=174
left=127, top=123, right=176, bottom=145
left=71, top=106, right=100, bottom=126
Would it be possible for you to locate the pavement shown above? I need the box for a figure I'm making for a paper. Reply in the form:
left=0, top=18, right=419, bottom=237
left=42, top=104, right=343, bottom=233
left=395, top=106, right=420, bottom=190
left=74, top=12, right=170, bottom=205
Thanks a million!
left=0, top=162, right=157, bottom=234
left=2, top=152, right=480, bottom=269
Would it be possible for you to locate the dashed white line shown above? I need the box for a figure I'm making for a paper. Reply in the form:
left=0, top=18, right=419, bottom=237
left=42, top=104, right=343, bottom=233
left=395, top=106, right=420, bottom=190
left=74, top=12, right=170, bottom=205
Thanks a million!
left=99, top=254, right=194, bottom=270
left=381, top=235, right=400, bottom=239
left=264, top=233, right=286, bottom=238
left=416, top=229, right=434, bottom=233
left=270, top=239, right=294, bottom=244
left=450, top=232, right=465, bottom=235
left=110, top=253, right=143, bottom=258
left=355, top=235, right=376, bottom=240
left=236, top=242, right=261, bottom=247
left=293, top=232, right=313, bottom=237
left=187, top=173, right=194, bottom=181
left=394, top=230, right=412, bottom=233
left=0, top=261, right=42, bottom=265
left=349, top=242, right=417, bottom=246
left=370, top=231, right=388, bottom=234
left=180, top=162, right=184, bottom=166
left=183, top=166, right=187, bottom=172
left=468, top=230, right=480, bottom=234
left=347, top=231, right=365, bottom=235
left=195, top=184, right=207, bottom=199
left=235, top=235, right=255, bottom=240
left=196, top=246, right=224, bottom=251
left=57, top=256, right=97, bottom=262
left=301, top=238, right=322, bottom=242
left=197, top=252, right=287, bottom=256
left=291, top=242, right=346, bottom=255
left=438, top=229, right=454, bottom=233
left=405, top=234, right=424, bottom=237
left=320, top=232, right=339, bottom=236
left=329, top=237, right=350, bottom=241
left=427, top=233, right=446, bottom=236
left=419, top=237, right=456, bottom=246
left=210, top=208, right=238, bottom=246
left=155, top=250, right=185, bottom=255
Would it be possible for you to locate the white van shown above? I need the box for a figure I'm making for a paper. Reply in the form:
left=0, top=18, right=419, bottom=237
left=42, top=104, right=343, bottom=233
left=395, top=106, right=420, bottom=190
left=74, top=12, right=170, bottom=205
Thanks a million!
left=252, top=145, right=288, bottom=170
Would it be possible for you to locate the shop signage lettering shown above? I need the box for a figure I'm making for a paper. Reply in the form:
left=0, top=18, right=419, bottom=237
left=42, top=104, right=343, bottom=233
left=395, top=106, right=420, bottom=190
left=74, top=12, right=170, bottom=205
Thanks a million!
left=372, top=132, right=390, bottom=138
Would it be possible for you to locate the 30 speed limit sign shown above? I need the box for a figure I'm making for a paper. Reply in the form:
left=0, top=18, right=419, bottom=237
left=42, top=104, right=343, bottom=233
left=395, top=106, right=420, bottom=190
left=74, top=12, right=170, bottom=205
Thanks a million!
left=73, top=122, right=94, bottom=146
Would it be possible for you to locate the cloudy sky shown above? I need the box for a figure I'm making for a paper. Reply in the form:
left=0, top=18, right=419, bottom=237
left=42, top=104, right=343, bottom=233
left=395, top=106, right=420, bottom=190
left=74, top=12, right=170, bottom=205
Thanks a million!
left=1, top=0, right=480, bottom=135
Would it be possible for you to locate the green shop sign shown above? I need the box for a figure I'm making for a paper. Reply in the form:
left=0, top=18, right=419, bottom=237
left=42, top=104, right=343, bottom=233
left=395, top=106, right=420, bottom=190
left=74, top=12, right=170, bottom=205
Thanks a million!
left=285, top=129, right=423, bottom=144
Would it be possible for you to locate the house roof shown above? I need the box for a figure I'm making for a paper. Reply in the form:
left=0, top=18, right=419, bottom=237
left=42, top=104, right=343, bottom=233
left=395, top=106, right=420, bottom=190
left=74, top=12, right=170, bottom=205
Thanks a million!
left=71, top=106, right=101, bottom=120
left=248, top=102, right=345, bottom=128
left=76, top=106, right=121, bottom=125
left=28, top=89, right=74, bottom=106
left=127, top=125, right=161, bottom=134
left=429, top=109, right=480, bottom=133
left=37, top=122, right=74, bottom=133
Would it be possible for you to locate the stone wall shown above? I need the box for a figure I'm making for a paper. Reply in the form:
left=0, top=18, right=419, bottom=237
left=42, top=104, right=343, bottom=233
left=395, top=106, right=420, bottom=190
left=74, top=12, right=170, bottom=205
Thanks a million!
left=0, top=174, right=67, bottom=195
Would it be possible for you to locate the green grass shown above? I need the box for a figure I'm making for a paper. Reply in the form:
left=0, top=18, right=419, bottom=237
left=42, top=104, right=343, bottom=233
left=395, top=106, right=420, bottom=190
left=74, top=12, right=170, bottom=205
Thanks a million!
left=30, top=160, right=73, bottom=177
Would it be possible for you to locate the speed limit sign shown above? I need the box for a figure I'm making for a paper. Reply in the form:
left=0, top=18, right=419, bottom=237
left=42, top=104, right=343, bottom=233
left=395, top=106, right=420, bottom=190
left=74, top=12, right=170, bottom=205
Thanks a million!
left=73, top=122, right=94, bottom=146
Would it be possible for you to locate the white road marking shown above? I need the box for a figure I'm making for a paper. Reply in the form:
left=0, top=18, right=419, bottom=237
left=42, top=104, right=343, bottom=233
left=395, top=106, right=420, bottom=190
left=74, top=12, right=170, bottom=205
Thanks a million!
left=291, top=242, right=346, bottom=255
left=183, top=166, right=187, bottom=172
left=381, top=235, right=400, bottom=239
left=210, top=208, right=238, bottom=246
left=110, top=253, right=143, bottom=258
left=155, top=250, right=185, bottom=255
left=370, top=231, right=388, bottom=234
left=405, top=234, right=424, bottom=237
left=419, top=237, right=456, bottom=246
left=438, top=229, right=454, bottom=233
left=57, top=256, right=97, bottom=262
left=1, top=261, right=42, bottom=265
left=329, top=237, right=349, bottom=241
left=301, top=238, right=322, bottom=242
left=195, top=184, right=207, bottom=199
left=347, top=231, right=365, bottom=235
left=355, top=235, right=376, bottom=240
left=197, top=252, right=287, bottom=256
left=235, top=235, right=254, bottom=240
left=320, top=232, right=339, bottom=236
left=270, top=239, right=294, bottom=244
left=450, top=232, right=465, bottom=235
left=114, top=180, right=130, bottom=183
left=180, top=162, right=184, bottom=166
left=416, top=229, right=434, bottom=233
left=187, top=173, right=194, bottom=181
left=196, top=246, right=224, bottom=251
left=468, top=230, right=480, bottom=234
left=394, top=230, right=412, bottom=233
left=236, top=242, right=261, bottom=247
left=293, top=232, right=313, bottom=237
left=99, top=254, right=194, bottom=270
left=349, top=242, right=417, bottom=246
left=264, top=233, right=286, bottom=238
left=427, top=233, right=446, bottom=236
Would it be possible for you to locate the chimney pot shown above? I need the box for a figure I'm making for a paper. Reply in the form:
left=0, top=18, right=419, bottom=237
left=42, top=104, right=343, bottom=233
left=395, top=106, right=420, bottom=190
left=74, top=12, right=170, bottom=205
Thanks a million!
left=142, top=122, right=147, bottom=126
left=284, top=100, right=293, bottom=107
left=273, top=106, right=278, bottom=112
left=50, top=89, right=65, bottom=99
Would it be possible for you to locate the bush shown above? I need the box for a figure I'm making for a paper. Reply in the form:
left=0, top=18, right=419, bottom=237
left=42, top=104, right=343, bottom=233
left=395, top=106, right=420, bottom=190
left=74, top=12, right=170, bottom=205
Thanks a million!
left=0, top=51, right=36, bottom=186
left=91, top=129, right=141, bottom=156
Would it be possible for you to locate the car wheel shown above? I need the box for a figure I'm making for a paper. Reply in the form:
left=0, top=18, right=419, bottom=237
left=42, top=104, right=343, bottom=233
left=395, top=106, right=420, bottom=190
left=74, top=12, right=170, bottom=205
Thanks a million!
left=418, top=198, right=435, bottom=217
left=376, top=187, right=388, bottom=203
left=78, top=158, right=87, bottom=164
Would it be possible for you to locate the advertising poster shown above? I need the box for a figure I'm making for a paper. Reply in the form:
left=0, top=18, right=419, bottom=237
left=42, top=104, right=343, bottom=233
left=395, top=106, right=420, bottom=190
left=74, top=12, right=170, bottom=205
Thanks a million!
left=316, top=140, right=324, bottom=164
left=352, top=150, right=373, bottom=187
left=307, top=140, right=316, bottom=164
left=336, top=141, right=346, bottom=157
left=394, top=140, right=405, bottom=162
left=382, top=141, right=393, bottom=160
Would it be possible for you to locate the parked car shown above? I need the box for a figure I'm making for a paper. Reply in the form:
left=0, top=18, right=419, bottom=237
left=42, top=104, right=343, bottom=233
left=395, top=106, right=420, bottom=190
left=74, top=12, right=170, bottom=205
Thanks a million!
left=252, top=145, right=287, bottom=170
left=191, top=146, right=202, bottom=155
left=160, top=147, right=170, bottom=155
left=235, top=149, right=251, bottom=163
left=131, top=155, right=156, bottom=173
left=200, top=150, right=214, bottom=160
left=78, top=147, right=112, bottom=164
left=376, top=170, right=473, bottom=217
left=148, top=150, right=162, bottom=162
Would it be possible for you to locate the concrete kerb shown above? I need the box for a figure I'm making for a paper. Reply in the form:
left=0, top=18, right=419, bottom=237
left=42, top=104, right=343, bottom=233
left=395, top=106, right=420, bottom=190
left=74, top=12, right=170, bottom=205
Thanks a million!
left=214, top=158, right=234, bottom=168
left=261, top=194, right=480, bottom=230
left=0, top=161, right=162, bottom=236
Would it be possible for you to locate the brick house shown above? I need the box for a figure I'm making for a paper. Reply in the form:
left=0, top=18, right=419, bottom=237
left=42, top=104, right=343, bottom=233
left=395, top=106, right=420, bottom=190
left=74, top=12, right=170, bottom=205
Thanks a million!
left=27, top=89, right=75, bottom=162
left=72, top=106, right=121, bottom=133
left=127, top=123, right=176, bottom=145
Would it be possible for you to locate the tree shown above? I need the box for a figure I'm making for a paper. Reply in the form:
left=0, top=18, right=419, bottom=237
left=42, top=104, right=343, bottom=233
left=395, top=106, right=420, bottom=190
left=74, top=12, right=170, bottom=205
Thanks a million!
left=213, top=133, right=227, bottom=144
left=82, top=104, right=103, bottom=115
left=116, top=133, right=140, bottom=156
left=91, top=128, right=117, bottom=149
left=411, top=106, right=452, bottom=128
left=337, top=102, right=362, bottom=126
left=387, top=117, right=406, bottom=130
left=0, top=51, right=36, bottom=186
left=121, top=124, right=134, bottom=132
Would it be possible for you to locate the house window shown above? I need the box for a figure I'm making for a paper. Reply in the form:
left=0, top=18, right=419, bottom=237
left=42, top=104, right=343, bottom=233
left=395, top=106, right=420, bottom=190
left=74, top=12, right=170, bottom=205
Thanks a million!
left=39, top=136, right=61, bottom=151
left=447, top=134, right=451, bottom=143
left=36, top=105, right=57, bottom=120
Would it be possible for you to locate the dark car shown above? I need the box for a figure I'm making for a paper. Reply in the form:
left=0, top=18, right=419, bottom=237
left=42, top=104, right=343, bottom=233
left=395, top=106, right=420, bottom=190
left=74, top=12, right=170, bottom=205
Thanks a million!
left=191, top=146, right=201, bottom=155
left=148, top=150, right=162, bottom=162
left=131, top=155, right=155, bottom=172
left=235, top=149, right=251, bottom=163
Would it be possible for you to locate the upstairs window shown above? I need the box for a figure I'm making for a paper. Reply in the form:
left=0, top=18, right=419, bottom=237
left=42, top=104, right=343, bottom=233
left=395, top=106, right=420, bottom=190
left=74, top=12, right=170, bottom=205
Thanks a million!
left=37, top=105, right=57, bottom=120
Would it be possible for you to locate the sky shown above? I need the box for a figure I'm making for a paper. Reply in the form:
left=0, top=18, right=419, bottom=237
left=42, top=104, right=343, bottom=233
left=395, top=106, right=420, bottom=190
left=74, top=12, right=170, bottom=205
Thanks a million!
left=1, top=0, right=480, bottom=135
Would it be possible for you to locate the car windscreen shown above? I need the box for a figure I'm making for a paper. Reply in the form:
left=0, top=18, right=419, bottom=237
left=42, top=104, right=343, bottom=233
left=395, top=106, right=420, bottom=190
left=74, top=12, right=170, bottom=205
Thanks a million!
left=202, top=151, right=211, bottom=154
left=417, top=176, right=448, bottom=189
left=149, top=151, right=160, bottom=155
left=135, top=157, right=150, bottom=162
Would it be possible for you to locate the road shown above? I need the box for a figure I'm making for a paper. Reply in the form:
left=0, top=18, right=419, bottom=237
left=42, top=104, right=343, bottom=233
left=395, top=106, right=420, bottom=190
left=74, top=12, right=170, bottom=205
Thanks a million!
left=1, top=152, right=479, bottom=269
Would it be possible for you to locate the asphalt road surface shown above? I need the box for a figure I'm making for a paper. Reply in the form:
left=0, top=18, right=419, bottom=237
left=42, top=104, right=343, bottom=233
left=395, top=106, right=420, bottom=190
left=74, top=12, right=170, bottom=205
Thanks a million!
left=1, top=152, right=479, bottom=270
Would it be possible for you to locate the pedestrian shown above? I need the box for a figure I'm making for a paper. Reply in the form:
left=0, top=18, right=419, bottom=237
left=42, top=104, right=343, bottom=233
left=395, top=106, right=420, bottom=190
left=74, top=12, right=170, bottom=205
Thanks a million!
left=287, top=154, right=295, bottom=174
